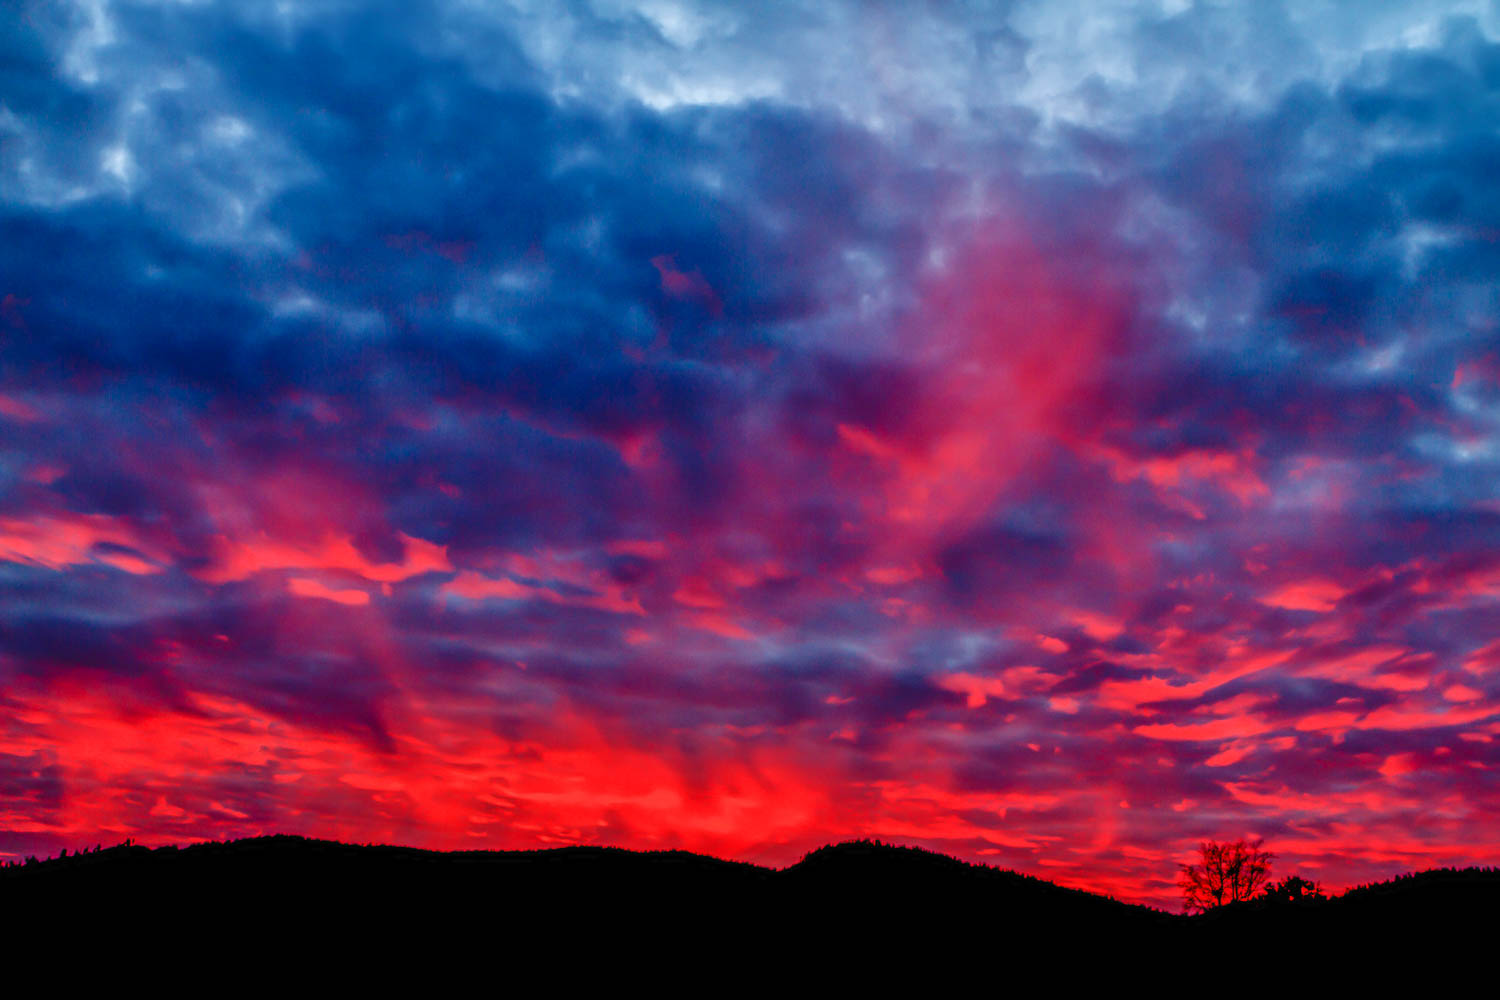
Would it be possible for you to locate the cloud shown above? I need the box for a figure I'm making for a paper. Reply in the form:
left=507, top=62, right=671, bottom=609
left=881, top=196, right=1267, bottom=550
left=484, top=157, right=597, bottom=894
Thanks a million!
left=1, top=0, right=1499, bottom=907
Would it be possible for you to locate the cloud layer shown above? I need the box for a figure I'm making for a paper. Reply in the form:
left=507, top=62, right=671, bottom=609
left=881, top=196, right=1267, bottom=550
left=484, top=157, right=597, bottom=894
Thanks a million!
left=3, top=0, right=1499, bottom=906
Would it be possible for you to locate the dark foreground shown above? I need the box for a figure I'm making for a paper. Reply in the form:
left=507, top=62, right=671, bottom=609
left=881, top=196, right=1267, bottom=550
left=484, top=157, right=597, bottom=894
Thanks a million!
left=4, top=836, right=1495, bottom=977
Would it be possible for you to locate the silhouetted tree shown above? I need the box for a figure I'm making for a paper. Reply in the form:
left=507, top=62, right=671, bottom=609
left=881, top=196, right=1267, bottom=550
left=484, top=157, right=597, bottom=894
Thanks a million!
left=1179, top=838, right=1275, bottom=912
left=1263, top=874, right=1324, bottom=903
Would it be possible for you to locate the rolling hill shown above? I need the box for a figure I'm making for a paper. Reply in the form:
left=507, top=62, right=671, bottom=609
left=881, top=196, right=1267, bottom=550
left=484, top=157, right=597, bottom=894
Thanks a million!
left=3, top=836, right=1494, bottom=971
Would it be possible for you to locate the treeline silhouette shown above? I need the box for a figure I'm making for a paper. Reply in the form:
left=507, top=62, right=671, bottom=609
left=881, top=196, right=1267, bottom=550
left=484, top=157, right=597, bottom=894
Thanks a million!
left=2, top=835, right=1492, bottom=972
left=1, top=835, right=1159, bottom=932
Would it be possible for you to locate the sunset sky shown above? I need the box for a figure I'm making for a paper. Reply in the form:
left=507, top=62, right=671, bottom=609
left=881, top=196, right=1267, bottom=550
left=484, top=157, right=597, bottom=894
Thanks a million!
left=3, top=0, right=1499, bottom=908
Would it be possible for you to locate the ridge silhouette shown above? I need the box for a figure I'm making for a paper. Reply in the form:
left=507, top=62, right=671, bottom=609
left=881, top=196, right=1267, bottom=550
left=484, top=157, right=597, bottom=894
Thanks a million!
left=4, top=835, right=1492, bottom=976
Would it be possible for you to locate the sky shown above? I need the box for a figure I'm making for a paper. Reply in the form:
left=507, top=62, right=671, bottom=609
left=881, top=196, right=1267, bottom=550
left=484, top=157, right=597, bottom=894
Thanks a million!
left=2, top=0, right=1499, bottom=909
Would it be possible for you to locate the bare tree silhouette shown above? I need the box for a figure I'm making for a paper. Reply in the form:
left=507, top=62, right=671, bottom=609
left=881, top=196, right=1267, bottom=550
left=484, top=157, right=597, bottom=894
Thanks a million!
left=1179, top=838, right=1275, bottom=912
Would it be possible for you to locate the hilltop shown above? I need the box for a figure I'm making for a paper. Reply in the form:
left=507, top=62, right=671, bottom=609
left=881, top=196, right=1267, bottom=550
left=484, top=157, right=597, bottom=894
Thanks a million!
left=1, top=836, right=1165, bottom=951
left=3, top=836, right=1494, bottom=967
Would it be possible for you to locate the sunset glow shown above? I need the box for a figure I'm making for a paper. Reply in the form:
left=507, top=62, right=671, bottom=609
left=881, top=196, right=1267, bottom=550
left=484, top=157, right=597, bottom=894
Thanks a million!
left=3, top=0, right=1499, bottom=908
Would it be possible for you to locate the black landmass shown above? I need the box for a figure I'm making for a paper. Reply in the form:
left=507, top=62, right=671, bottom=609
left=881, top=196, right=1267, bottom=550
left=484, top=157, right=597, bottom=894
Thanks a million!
left=3, top=836, right=1493, bottom=974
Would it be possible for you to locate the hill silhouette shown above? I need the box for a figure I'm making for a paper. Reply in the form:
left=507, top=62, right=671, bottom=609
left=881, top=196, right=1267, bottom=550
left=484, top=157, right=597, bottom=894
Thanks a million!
left=1, top=835, right=1162, bottom=934
left=4, top=836, right=1494, bottom=974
